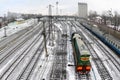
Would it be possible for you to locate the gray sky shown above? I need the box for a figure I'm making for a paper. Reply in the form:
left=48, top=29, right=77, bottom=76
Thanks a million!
left=0, top=0, right=120, bottom=16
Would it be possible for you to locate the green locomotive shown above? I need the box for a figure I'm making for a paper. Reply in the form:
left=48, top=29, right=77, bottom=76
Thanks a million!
left=71, top=33, right=91, bottom=74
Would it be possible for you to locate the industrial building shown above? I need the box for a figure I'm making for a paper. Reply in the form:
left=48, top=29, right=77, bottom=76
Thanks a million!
left=78, top=3, right=88, bottom=18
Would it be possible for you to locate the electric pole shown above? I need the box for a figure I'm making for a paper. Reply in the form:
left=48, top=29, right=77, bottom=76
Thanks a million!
left=48, top=4, right=54, bottom=46
left=4, top=14, right=7, bottom=37
left=42, top=21, right=48, bottom=57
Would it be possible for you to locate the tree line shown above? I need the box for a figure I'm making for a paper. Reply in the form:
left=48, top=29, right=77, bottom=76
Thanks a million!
left=88, top=10, right=120, bottom=30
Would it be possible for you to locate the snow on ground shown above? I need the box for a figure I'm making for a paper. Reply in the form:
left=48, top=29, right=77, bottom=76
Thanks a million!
left=91, top=41, right=120, bottom=80
left=118, top=26, right=120, bottom=31
left=102, top=59, right=120, bottom=80
left=90, top=59, right=101, bottom=80
left=66, top=21, right=120, bottom=80
left=108, top=25, right=120, bottom=31
left=54, top=23, right=63, bottom=34
left=32, top=49, right=54, bottom=80
left=77, top=23, right=120, bottom=80
left=1, top=19, right=119, bottom=80
left=107, top=25, right=115, bottom=28
left=42, top=47, right=55, bottom=80
left=0, top=32, right=41, bottom=77
left=34, top=26, right=59, bottom=80
left=73, top=23, right=103, bottom=80
left=66, top=41, right=76, bottom=80
left=0, top=19, right=37, bottom=41
left=6, top=35, right=43, bottom=80
left=66, top=22, right=76, bottom=80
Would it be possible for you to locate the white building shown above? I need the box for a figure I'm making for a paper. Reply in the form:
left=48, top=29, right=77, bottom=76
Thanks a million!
left=0, top=17, right=3, bottom=22
left=7, top=12, right=22, bottom=19
left=78, top=3, right=88, bottom=18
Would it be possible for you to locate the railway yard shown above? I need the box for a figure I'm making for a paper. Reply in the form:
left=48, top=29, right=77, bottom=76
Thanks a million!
left=0, top=17, right=120, bottom=80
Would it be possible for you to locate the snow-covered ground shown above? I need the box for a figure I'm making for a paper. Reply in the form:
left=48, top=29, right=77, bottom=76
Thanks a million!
left=0, top=19, right=120, bottom=80
left=0, top=18, right=37, bottom=41
left=66, top=21, right=76, bottom=80
left=66, top=21, right=98, bottom=80
left=107, top=25, right=120, bottom=31
left=77, top=22, right=120, bottom=80
left=31, top=45, right=55, bottom=80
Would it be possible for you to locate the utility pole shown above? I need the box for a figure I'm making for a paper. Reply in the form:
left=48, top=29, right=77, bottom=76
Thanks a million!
left=4, top=14, right=7, bottom=37
left=108, top=9, right=113, bottom=25
left=42, top=21, right=48, bottom=57
left=48, top=4, right=54, bottom=46
left=108, top=9, right=113, bottom=38
left=4, top=27, right=7, bottom=37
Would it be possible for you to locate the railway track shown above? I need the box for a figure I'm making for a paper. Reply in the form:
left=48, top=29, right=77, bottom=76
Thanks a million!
left=86, top=42, right=113, bottom=80
left=1, top=36, right=43, bottom=80
left=94, top=39, right=120, bottom=72
left=0, top=22, right=42, bottom=64
left=68, top=21, right=91, bottom=80
left=16, top=39, right=45, bottom=80
left=17, top=36, right=49, bottom=80
left=49, top=23, right=67, bottom=80
left=75, top=21, right=120, bottom=77
left=76, top=73, right=90, bottom=80
left=0, top=22, right=47, bottom=80
left=0, top=28, right=43, bottom=80
left=49, top=52, right=67, bottom=80
left=71, top=21, right=113, bottom=80
left=0, top=22, right=40, bottom=53
left=37, top=55, right=50, bottom=80
left=0, top=23, right=42, bottom=64
left=78, top=22, right=120, bottom=68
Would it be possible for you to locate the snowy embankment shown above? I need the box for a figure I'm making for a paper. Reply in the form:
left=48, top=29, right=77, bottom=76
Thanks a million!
left=0, top=19, right=37, bottom=41
left=108, top=25, right=120, bottom=31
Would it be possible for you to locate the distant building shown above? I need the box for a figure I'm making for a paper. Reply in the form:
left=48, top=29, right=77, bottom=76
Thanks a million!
left=0, top=17, right=3, bottom=22
left=7, top=12, right=22, bottom=19
left=0, top=17, right=3, bottom=28
left=94, top=16, right=102, bottom=24
left=78, top=3, right=88, bottom=18
left=16, top=18, right=25, bottom=24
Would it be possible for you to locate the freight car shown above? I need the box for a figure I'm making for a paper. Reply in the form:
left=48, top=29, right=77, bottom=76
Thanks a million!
left=71, top=33, right=91, bottom=74
left=81, top=22, right=120, bottom=56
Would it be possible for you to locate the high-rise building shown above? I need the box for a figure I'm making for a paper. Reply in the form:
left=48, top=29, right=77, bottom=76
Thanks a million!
left=78, top=3, right=88, bottom=18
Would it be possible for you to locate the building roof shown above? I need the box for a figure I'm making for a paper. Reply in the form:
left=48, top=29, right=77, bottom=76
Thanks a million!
left=16, top=18, right=24, bottom=21
left=73, top=33, right=90, bottom=55
left=78, top=2, right=87, bottom=5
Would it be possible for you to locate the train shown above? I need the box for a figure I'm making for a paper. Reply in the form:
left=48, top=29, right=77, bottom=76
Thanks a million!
left=80, top=22, right=120, bottom=56
left=71, top=33, right=91, bottom=74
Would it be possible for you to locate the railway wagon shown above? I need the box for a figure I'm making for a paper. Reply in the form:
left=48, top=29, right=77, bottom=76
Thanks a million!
left=71, top=33, right=91, bottom=74
left=81, top=23, right=120, bottom=56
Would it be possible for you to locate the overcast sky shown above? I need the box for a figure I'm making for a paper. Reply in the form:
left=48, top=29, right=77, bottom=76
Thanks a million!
left=0, top=0, right=120, bottom=16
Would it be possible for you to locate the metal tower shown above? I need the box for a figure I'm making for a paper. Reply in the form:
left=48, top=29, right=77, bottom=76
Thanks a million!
left=56, top=2, right=58, bottom=15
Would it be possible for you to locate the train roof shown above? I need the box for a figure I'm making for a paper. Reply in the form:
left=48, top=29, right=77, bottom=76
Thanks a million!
left=75, top=35, right=90, bottom=55
left=72, top=33, right=81, bottom=39
left=105, top=34, right=120, bottom=45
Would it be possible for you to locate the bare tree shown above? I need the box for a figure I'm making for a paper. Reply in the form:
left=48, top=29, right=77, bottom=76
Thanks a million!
left=101, top=11, right=108, bottom=25
left=88, top=10, right=98, bottom=20
left=113, top=11, right=120, bottom=30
